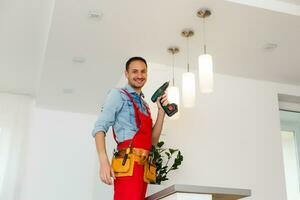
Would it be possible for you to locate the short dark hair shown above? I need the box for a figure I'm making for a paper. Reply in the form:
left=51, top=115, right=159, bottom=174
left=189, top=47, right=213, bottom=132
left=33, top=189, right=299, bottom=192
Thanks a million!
left=125, top=57, right=147, bottom=71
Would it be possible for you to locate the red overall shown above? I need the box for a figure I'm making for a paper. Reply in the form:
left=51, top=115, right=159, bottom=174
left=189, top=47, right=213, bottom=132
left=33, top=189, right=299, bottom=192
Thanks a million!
left=113, top=89, right=152, bottom=200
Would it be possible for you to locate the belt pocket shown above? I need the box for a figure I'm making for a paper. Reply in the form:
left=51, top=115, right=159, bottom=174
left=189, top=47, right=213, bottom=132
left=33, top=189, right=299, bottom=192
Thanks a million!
left=144, top=161, right=156, bottom=184
left=112, top=155, right=134, bottom=177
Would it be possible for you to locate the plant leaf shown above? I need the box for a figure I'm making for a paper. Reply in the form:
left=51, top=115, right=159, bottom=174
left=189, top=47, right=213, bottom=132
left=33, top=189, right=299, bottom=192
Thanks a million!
left=157, top=141, right=164, bottom=148
left=165, top=152, right=171, bottom=159
left=169, top=148, right=178, bottom=155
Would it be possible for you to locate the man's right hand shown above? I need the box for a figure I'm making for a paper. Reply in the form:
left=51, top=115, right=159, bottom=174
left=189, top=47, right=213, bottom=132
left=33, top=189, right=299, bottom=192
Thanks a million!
left=99, top=157, right=115, bottom=185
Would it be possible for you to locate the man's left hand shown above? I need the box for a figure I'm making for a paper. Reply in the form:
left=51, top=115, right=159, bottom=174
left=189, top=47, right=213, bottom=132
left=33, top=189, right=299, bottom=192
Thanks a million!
left=156, top=92, right=169, bottom=114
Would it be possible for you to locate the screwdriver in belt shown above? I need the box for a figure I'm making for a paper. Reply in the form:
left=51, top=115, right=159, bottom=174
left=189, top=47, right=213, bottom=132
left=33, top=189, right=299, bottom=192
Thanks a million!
left=122, top=147, right=131, bottom=166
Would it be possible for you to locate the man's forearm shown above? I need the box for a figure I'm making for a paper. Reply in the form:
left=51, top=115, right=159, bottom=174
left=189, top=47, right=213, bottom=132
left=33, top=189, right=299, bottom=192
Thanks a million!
left=152, top=111, right=165, bottom=145
left=95, top=132, right=109, bottom=162
left=95, top=131, right=114, bottom=185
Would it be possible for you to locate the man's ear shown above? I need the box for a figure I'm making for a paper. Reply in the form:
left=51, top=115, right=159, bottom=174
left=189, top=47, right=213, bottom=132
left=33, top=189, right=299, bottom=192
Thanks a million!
left=125, top=70, right=129, bottom=78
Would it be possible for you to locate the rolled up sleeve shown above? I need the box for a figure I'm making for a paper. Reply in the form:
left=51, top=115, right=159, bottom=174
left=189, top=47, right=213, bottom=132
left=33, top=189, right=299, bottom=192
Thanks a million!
left=92, top=89, right=123, bottom=137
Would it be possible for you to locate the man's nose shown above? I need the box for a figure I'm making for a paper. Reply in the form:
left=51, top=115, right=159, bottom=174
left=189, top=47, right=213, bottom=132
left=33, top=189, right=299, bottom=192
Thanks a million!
left=137, top=73, right=144, bottom=78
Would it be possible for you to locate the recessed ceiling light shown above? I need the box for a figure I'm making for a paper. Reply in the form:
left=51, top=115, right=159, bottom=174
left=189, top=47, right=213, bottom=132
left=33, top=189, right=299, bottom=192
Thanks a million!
left=72, top=57, right=86, bottom=63
left=88, top=10, right=103, bottom=20
left=263, top=43, right=278, bottom=51
left=63, top=88, right=74, bottom=94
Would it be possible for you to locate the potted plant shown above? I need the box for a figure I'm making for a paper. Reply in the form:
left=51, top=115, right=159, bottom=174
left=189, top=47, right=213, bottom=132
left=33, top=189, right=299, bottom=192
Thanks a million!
left=152, top=141, right=183, bottom=184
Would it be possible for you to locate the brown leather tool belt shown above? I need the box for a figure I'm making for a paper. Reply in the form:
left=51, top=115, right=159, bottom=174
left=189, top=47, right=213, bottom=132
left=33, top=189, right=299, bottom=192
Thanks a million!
left=117, top=148, right=149, bottom=165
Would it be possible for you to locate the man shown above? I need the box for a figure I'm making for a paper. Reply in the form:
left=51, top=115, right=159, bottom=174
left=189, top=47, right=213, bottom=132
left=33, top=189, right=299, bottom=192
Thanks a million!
left=92, top=57, right=168, bottom=200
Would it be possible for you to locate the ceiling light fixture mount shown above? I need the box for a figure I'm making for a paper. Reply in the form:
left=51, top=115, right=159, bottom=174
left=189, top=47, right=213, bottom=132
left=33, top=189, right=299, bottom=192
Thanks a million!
left=168, top=47, right=179, bottom=55
left=197, top=9, right=211, bottom=18
left=181, top=30, right=194, bottom=38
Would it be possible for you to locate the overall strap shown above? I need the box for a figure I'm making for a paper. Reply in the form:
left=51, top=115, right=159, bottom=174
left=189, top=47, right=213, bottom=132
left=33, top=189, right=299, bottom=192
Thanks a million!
left=120, top=89, right=141, bottom=128
left=112, top=89, right=141, bottom=145
left=112, top=128, right=119, bottom=144
left=141, top=98, right=151, bottom=116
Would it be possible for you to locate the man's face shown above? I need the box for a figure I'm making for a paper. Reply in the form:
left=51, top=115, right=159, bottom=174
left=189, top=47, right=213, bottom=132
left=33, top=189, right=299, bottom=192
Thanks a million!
left=125, top=60, right=147, bottom=89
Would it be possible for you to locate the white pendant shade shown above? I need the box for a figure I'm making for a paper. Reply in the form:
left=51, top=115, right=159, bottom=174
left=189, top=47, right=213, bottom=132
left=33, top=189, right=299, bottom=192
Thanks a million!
left=167, top=86, right=180, bottom=119
left=182, top=72, right=196, bottom=108
left=198, top=54, right=214, bottom=93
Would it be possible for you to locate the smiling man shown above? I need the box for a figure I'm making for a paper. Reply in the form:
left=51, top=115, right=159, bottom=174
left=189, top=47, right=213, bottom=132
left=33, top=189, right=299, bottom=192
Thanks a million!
left=92, top=57, right=168, bottom=200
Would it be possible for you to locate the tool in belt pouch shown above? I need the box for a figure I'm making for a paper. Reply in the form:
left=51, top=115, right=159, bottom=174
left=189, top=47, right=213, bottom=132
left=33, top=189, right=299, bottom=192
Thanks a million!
left=112, top=146, right=134, bottom=177
left=144, top=148, right=156, bottom=184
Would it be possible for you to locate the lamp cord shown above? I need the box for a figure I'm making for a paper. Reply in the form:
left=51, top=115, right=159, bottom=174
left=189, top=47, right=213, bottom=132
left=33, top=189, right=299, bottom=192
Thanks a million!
left=172, top=53, right=175, bottom=86
left=203, top=18, right=207, bottom=54
left=186, top=37, right=190, bottom=72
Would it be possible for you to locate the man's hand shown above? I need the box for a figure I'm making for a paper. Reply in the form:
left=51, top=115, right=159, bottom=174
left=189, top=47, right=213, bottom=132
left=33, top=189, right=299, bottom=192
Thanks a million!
left=99, top=156, right=115, bottom=185
left=156, top=92, right=169, bottom=114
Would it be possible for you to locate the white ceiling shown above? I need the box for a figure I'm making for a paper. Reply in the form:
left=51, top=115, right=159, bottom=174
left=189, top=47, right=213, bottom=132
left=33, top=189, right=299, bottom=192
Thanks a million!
left=1, top=0, right=300, bottom=114
left=228, top=0, right=300, bottom=15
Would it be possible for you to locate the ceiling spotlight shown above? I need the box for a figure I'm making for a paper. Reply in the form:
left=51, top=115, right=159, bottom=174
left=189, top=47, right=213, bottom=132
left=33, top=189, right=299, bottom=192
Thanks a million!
left=63, top=88, right=74, bottom=94
left=72, top=57, right=86, bottom=63
left=263, top=43, right=278, bottom=51
left=88, top=10, right=103, bottom=19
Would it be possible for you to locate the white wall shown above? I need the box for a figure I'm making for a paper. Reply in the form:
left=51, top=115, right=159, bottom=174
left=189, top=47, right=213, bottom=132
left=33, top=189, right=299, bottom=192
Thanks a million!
left=20, top=64, right=300, bottom=200
left=0, top=94, right=34, bottom=200
left=20, top=108, right=98, bottom=200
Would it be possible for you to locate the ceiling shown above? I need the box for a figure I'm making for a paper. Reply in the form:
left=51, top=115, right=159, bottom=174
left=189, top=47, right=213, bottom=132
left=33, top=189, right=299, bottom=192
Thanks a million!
left=1, top=0, right=300, bottom=114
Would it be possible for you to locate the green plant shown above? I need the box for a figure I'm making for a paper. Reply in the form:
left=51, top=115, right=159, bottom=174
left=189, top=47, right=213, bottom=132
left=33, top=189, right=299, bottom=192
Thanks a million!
left=152, top=141, right=183, bottom=184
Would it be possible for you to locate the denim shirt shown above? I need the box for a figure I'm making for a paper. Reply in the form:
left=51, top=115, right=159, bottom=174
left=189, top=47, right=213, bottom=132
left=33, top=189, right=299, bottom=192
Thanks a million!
left=92, top=84, right=150, bottom=142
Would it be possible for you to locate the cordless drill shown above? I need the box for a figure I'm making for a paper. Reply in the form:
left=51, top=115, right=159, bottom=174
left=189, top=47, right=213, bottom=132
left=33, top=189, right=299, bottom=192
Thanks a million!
left=151, top=81, right=178, bottom=117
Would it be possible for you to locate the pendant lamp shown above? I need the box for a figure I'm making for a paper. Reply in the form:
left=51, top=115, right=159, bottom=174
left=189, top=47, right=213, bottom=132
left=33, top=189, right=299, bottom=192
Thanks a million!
left=181, top=29, right=196, bottom=108
left=197, top=9, right=214, bottom=93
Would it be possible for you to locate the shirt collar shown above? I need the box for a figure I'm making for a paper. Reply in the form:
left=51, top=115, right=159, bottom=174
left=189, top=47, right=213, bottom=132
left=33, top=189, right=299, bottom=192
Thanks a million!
left=124, top=84, right=145, bottom=98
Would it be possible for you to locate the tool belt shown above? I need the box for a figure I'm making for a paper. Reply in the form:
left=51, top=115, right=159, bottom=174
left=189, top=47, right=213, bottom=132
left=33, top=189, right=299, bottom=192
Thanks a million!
left=111, top=147, right=156, bottom=183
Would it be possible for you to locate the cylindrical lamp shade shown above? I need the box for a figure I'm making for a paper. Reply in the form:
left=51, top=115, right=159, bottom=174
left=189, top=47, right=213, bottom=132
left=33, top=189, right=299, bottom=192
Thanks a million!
left=182, top=72, right=196, bottom=108
left=167, top=86, right=180, bottom=119
left=198, top=54, right=214, bottom=93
